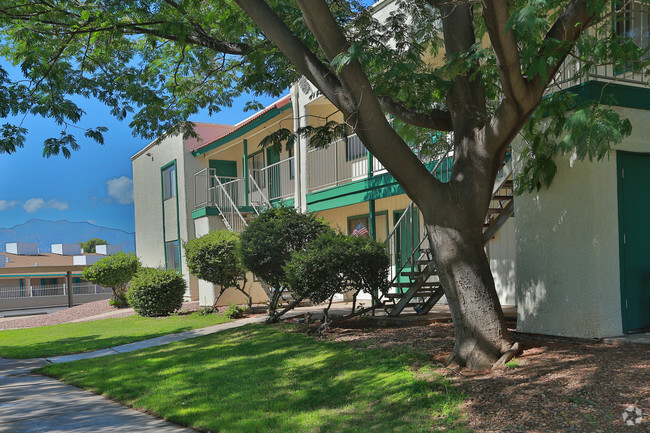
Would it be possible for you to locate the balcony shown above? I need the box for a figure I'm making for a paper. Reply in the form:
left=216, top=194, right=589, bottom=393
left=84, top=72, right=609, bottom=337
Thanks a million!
left=549, top=6, right=649, bottom=94
left=194, top=159, right=296, bottom=212
left=308, top=134, right=388, bottom=193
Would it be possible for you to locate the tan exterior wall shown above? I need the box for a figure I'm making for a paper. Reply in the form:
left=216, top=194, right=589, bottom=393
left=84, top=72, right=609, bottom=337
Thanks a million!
left=515, top=149, right=622, bottom=338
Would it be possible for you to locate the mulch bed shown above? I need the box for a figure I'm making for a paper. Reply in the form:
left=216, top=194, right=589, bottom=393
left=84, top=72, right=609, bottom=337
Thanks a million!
left=293, top=316, right=649, bottom=432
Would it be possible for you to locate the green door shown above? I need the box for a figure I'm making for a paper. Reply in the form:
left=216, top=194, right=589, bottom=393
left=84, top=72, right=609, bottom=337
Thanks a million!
left=618, top=152, right=650, bottom=332
left=266, top=148, right=280, bottom=200
left=209, top=160, right=238, bottom=203
left=209, top=160, right=237, bottom=181
left=393, top=209, right=419, bottom=286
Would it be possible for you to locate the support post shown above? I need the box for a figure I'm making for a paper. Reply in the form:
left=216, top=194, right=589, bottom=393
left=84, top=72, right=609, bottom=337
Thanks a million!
left=66, top=271, right=73, bottom=308
left=369, top=199, right=376, bottom=240
left=243, top=139, right=249, bottom=206
left=26, top=276, right=32, bottom=297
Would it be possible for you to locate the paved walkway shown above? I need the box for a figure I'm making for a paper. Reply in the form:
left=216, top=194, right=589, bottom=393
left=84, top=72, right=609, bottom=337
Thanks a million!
left=0, top=305, right=349, bottom=432
left=0, top=357, right=193, bottom=432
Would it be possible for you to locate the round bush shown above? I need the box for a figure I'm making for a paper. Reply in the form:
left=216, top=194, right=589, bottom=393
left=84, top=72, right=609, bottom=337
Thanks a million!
left=82, top=252, right=140, bottom=308
left=127, top=268, right=187, bottom=317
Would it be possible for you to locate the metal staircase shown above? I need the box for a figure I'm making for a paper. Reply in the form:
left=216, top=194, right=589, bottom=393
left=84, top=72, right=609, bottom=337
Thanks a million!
left=382, top=156, right=514, bottom=316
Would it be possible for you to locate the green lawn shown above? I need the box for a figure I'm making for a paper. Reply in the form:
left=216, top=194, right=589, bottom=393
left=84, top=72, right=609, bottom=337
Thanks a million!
left=40, top=325, right=468, bottom=433
left=0, top=313, right=231, bottom=359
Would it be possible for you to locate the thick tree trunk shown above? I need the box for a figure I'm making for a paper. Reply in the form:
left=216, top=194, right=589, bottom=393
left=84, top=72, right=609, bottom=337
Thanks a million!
left=426, top=221, right=512, bottom=370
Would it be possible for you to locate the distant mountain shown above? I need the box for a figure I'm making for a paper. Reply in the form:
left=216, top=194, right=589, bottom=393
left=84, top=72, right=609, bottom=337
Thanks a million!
left=0, top=219, right=135, bottom=253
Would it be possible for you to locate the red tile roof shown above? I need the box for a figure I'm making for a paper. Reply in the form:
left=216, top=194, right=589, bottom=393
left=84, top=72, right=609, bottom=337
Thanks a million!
left=193, top=95, right=291, bottom=153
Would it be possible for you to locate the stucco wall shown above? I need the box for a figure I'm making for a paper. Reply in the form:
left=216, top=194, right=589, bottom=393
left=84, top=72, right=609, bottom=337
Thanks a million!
left=515, top=150, right=622, bottom=338
left=132, top=136, right=184, bottom=270
left=487, top=217, right=516, bottom=306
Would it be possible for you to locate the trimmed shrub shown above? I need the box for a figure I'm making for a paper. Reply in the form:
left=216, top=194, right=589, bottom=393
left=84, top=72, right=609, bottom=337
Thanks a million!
left=285, top=233, right=390, bottom=312
left=184, top=231, right=250, bottom=307
left=82, top=252, right=140, bottom=308
left=127, top=268, right=186, bottom=317
left=240, top=207, right=332, bottom=290
left=240, top=206, right=332, bottom=319
left=223, top=303, right=245, bottom=319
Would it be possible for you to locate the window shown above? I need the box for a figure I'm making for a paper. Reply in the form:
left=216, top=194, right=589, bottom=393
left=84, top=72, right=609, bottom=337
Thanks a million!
left=617, top=1, right=650, bottom=49
left=248, top=152, right=265, bottom=187
left=162, top=164, right=176, bottom=200
left=345, top=135, right=366, bottom=161
left=165, top=240, right=180, bottom=271
left=348, top=216, right=370, bottom=238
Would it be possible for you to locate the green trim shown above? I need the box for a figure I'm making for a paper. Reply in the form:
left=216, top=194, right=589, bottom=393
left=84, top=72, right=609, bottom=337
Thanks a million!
left=191, top=207, right=221, bottom=219
left=369, top=200, right=376, bottom=240
left=367, top=152, right=374, bottom=178
left=192, top=103, right=292, bottom=156
left=174, top=160, right=182, bottom=275
left=616, top=151, right=628, bottom=332
left=161, top=159, right=181, bottom=273
left=161, top=162, right=168, bottom=268
left=243, top=139, right=249, bottom=206
left=562, top=81, right=650, bottom=110
left=306, top=161, right=436, bottom=212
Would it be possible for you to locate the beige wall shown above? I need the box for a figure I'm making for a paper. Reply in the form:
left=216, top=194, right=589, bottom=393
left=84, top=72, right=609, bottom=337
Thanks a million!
left=515, top=149, right=622, bottom=338
left=515, top=106, right=650, bottom=338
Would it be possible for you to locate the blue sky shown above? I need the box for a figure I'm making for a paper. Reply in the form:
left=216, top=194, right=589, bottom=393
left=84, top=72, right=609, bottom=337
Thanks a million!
left=0, top=62, right=279, bottom=233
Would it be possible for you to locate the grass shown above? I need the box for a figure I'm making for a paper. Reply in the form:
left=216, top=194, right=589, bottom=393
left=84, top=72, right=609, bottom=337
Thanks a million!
left=0, top=313, right=231, bottom=359
left=40, top=324, right=469, bottom=433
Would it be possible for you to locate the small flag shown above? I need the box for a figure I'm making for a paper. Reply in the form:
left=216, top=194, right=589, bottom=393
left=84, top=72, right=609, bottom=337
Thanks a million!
left=351, top=221, right=369, bottom=237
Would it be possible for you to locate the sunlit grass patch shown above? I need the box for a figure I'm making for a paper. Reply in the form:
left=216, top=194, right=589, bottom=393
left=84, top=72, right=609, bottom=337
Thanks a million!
left=0, top=313, right=231, bottom=358
left=40, top=324, right=468, bottom=432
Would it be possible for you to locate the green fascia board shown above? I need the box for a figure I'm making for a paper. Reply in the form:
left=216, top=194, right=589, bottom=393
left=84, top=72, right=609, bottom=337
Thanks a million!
left=192, top=103, right=293, bottom=156
left=556, top=81, right=650, bottom=110
left=191, top=207, right=221, bottom=219
left=272, top=198, right=295, bottom=208
left=307, top=161, right=438, bottom=212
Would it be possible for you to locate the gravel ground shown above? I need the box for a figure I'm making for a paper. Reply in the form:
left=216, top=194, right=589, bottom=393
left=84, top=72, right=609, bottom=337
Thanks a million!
left=0, top=300, right=201, bottom=330
left=319, top=320, right=649, bottom=433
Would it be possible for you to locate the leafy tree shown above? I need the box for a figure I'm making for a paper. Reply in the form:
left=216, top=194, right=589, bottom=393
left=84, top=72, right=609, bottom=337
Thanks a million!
left=240, top=206, right=332, bottom=321
left=284, top=232, right=389, bottom=321
left=1, top=0, right=646, bottom=369
left=82, top=252, right=140, bottom=307
left=184, top=230, right=251, bottom=308
left=127, top=267, right=186, bottom=316
left=79, top=238, right=108, bottom=254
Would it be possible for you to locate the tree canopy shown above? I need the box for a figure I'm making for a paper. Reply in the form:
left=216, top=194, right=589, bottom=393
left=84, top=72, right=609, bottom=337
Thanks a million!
left=2, top=0, right=648, bottom=369
left=79, top=238, right=108, bottom=254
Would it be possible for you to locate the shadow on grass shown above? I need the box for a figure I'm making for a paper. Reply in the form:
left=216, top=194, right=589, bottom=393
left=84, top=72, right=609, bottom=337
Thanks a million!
left=40, top=324, right=468, bottom=433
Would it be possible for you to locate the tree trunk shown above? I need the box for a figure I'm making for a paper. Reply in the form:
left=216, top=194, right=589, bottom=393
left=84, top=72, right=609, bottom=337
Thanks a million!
left=426, top=220, right=513, bottom=371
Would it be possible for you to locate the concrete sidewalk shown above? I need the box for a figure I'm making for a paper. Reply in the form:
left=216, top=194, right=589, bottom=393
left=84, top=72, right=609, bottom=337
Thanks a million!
left=0, top=357, right=193, bottom=432
left=0, top=304, right=352, bottom=432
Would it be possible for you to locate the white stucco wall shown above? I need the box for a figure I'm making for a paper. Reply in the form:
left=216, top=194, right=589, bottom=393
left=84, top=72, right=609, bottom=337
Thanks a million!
left=515, top=149, right=622, bottom=338
left=132, top=133, right=206, bottom=300
left=487, top=217, right=516, bottom=306
left=515, top=106, right=650, bottom=338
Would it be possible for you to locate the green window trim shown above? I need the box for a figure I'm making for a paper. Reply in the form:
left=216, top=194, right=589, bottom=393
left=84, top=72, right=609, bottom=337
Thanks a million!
left=161, top=159, right=182, bottom=274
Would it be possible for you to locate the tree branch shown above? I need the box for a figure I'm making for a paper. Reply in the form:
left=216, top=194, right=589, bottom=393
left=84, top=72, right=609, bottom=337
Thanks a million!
left=377, top=95, right=453, bottom=131
left=485, top=0, right=599, bottom=155
left=481, top=0, right=529, bottom=105
left=233, top=0, right=348, bottom=109
left=531, top=0, right=598, bottom=97
left=293, top=0, right=444, bottom=207
left=427, top=0, right=486, bottom=135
